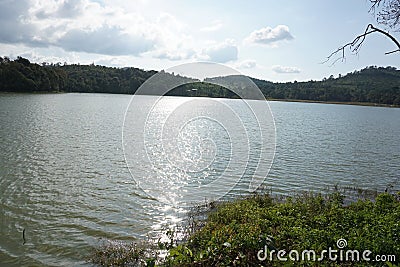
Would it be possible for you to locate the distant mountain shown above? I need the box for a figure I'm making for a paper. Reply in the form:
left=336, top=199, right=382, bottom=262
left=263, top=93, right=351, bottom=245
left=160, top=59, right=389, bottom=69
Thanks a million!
left=0, top=56, right=399, bottom=106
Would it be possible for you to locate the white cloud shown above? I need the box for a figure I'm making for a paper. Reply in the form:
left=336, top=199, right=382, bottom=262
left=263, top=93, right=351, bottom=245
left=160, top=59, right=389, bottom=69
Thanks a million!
left=152, top=49, right=195, bottom=61
left=0, top=0, right=192, bottom=58
left=272, top=65, right=300, bottom=73
left=200, top=20, right=223, bottom=32
left=0, top=0, right=39, bottom=45
left=244, top=25, right=293, bottom=45
left=202, top=39, right=238, bottom=63
left=149, top=12, right=197, bottom=61
left=0, top=0, right=277, bottom=69
left=95, top=56, right=131, bottom=67
left=58, top=25, right=155, bottom=55
left=32, top=0, right=85, bottom=19
left=236, top=60, right=256, bottom=69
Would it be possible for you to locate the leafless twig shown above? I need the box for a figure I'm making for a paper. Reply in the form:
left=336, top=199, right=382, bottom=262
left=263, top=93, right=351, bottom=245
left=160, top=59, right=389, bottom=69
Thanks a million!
left=323, top=24, right=400, bottom=64
left=324, top=0, right=400, bottom=64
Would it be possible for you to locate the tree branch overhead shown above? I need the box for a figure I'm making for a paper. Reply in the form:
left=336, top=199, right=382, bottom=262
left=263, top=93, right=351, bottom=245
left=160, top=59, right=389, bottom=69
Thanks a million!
left=325, top=0, right=399, bottom=63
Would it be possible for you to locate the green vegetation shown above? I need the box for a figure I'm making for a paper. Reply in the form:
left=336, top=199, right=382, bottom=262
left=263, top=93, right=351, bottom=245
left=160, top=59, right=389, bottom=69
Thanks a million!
left=0, top=56, right=67, bottom=92
left=1, top=56, right=399, bottom=105
left=89, top=240, right=159, bottom=267
left=252, top=66, right=400, bottom=105
left=90, top=191, right=400, bottom=266
left=0, top=56, right=156, bottom=94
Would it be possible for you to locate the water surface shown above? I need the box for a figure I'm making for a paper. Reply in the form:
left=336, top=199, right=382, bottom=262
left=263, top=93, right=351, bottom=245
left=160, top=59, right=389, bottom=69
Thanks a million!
left=0, top=93, right=398, bottom=266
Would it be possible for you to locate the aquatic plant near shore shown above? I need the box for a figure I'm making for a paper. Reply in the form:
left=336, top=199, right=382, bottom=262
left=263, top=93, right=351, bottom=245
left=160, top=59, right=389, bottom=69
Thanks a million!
left=89, top=190, right=400, bottom=266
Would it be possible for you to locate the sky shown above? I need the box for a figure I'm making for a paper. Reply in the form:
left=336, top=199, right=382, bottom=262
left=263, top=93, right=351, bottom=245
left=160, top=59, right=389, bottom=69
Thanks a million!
left=0, top=0, right=399, bottom=82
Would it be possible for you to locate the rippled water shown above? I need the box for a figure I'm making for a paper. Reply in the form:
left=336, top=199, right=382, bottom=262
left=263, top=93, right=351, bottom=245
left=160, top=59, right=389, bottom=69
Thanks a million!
left=123, top=95, right=275, bottom=207
left=0, top=93, right=399, bottom=266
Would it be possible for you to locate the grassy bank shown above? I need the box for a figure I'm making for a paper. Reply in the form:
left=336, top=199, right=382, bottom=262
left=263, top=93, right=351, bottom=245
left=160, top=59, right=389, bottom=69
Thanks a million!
left=90, top=191, right=400, bottom=266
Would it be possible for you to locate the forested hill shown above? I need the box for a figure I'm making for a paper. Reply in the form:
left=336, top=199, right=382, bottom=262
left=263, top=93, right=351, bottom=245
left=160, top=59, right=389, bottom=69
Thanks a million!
left=250, top=66, right=400, bottom=105
left=0, top=56, right=399, bottom=105
left=0, top=56, right=156, bottom=94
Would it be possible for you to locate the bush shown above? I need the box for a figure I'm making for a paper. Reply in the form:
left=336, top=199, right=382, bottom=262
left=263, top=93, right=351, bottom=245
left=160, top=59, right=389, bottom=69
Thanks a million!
left=89, top=191, right=400, bottom=266
left=165, top=192, right=400, bottom=266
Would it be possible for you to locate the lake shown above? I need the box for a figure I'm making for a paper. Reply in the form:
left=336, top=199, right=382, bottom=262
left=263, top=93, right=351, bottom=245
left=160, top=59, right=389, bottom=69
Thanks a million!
left=0, top=93, right=399, bottom=266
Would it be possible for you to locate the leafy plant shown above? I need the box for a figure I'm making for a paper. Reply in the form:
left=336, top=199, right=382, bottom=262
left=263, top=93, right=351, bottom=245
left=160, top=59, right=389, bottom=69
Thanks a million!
left=89, top=191, right=399, bottom=266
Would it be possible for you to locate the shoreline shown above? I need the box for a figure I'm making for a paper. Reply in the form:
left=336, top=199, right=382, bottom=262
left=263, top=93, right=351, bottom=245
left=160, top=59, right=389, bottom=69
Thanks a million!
left=1, top=91, right=399, bottom=108
left=267, top=98, right=400, bottom=108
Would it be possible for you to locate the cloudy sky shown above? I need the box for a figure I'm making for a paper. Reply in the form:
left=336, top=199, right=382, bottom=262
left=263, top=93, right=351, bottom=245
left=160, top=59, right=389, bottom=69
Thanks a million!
left=0, top=0, right=399, bottom=82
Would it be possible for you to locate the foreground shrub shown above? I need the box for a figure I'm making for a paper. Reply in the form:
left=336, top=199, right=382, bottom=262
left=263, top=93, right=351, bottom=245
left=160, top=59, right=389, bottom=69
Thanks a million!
left=90, top=191, right=400, bottom=266
left=165, top=192, right=399, bottom=266
left=89, top=240, right=158, bottom=267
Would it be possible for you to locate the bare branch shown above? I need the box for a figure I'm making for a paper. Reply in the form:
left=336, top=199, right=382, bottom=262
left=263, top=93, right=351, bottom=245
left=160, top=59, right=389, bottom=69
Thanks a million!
left=323, top=24, right=400, bottom=64
left=369, top=1, right=384, bottom=9
left=369, top=0, right=383, bottom=13
left=369, top=23, right=400, bottom=47
left=322, top=24, right=375, bottom=63
left=372, top=0, right=400, bottom=30
left=324, top=0, right=399, bottom=64
left=385, top=48, right=400, bottom=54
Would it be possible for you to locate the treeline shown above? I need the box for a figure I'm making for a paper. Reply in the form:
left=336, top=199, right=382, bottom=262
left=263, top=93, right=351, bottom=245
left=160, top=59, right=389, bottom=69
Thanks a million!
left=0, top=56, right=156, bottom=94
left=251, top=66, right=400, bottom=105
left=0, top=56, right=399, bottom=105
left=61, top=64, right=156, bottom=94
left=0, top=56, right=67, bottom=92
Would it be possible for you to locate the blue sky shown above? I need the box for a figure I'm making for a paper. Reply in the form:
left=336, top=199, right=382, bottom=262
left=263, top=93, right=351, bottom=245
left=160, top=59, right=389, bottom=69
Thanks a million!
left=0, top=0, right=398, bottom=82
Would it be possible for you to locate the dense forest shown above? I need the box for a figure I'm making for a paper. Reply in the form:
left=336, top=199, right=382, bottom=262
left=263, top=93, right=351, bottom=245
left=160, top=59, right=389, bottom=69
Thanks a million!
left=0, top=56, right=156, bottom=94
left=0, top=56, right=399, bottom=105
